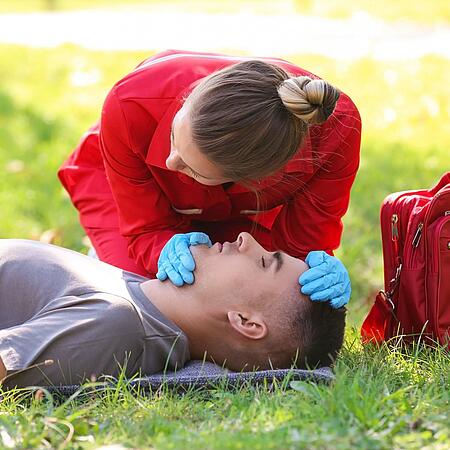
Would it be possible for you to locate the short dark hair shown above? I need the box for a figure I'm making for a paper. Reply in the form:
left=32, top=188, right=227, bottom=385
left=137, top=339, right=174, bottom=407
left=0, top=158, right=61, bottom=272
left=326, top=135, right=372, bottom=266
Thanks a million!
left=252, top=290, right=346, bottom=371
left=291, top=300, right=346, bottom=369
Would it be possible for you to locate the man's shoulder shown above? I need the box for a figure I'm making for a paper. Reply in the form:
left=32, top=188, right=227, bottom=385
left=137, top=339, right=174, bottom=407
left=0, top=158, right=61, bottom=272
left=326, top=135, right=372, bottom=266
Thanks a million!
left=0, top=239, right=73, bottom=264
left=0, top=239, right=95, bottom=267
left=0, top=239, right=125, bottom=292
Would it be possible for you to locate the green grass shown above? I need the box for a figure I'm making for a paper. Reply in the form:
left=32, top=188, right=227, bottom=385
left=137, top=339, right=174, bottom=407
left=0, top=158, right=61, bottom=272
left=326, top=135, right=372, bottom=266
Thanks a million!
left=0, top=43, right=449, bottom=448
left=1, top=329, right=449, bottom=449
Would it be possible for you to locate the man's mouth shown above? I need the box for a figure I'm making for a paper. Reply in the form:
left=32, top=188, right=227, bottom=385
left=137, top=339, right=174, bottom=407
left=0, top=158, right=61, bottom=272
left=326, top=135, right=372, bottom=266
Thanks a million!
left=215, top=241, right=237, bottom=254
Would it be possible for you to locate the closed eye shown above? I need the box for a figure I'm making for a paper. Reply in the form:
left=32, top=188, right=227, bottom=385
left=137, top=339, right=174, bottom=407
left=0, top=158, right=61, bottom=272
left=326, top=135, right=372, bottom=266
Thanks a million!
left=170, top=131, right=207, bottom=181
left=261, top=256, right=266, bottom=268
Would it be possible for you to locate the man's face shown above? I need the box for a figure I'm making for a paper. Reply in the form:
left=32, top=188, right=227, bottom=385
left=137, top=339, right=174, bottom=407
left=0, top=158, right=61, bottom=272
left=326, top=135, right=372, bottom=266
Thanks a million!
left=190, top=232, right=308, bottom=310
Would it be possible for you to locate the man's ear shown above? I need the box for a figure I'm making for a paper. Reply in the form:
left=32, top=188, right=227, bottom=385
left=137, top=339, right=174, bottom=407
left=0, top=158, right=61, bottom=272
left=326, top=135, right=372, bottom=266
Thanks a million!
left=227, top=311, right=268, bottom=340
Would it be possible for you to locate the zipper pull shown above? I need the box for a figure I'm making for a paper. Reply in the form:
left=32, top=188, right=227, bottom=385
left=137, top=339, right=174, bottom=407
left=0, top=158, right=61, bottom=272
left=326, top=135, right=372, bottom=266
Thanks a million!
left=391, top=214, right=399, bottom=241
left=412, top=222, right=423, bottom=247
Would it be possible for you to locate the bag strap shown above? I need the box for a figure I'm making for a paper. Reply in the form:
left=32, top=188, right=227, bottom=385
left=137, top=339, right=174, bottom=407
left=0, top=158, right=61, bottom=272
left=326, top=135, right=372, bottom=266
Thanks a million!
left=381, top=262, right=402, bottom=313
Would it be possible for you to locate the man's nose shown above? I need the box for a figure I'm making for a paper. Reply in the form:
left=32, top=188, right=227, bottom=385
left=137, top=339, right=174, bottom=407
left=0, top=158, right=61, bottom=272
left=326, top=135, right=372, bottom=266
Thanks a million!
left=165, top=150, right=183, bottom=171
left=236, top=232, right=256, bottom=252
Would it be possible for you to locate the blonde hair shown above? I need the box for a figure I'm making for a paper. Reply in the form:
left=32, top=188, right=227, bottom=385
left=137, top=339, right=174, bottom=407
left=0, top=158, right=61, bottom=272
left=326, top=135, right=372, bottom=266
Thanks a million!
left=186, top=60, right=340, bottom=182
left=277, top=76, right=341, bottom=125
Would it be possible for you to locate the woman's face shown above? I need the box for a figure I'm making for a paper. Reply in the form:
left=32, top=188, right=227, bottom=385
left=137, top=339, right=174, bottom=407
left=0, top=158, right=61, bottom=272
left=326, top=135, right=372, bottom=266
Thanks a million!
left=166, top=106, right=233, bottom=186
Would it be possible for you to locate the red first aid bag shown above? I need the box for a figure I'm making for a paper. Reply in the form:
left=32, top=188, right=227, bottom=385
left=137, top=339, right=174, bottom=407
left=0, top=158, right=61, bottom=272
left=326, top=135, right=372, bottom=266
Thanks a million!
left=361, top=172, right=450, bottom=347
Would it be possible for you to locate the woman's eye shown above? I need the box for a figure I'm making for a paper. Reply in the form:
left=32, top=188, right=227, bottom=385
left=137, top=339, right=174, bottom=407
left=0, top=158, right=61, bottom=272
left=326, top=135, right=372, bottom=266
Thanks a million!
left=261, top=256, right=266, bottom=268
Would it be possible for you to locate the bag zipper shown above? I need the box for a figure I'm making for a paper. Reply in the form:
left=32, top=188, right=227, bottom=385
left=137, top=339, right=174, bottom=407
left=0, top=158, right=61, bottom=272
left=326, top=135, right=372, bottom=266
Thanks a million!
left=428, top=214, right=450, bottom=339
left=408, top=190, right=450, bottom=267
left=391, top=213, right=399, bottom=247
left=424, top=192, right=450, bottom=339
left=412, top=222, right=424, bottom=247
left=381, top=191, right=425, bottom=307
left=430, top=215, right=450, bottom=273
left=405, top=221, right=424, bottom=268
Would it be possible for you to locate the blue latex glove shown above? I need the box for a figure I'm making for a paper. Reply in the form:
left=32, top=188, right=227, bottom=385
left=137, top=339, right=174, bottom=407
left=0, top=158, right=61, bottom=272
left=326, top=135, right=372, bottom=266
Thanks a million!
left=299, top=251, right=351, bottom=309
left=156, top=232, right=212, bottom=287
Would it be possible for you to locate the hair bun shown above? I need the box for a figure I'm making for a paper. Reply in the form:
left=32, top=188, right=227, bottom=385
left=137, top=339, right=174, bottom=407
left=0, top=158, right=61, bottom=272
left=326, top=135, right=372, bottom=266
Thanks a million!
left=277, top=75, right=340, bottom=125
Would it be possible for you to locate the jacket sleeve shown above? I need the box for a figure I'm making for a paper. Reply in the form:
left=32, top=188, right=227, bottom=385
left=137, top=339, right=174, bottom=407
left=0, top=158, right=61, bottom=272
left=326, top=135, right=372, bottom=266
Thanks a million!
left=99, top=87, right=191, bottom=276
left=271, top=99, right=362, bottom=259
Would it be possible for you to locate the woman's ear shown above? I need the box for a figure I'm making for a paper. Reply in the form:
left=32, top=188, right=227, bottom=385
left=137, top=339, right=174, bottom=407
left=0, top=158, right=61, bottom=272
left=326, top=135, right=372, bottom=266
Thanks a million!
left=227, top=311, right=268, bottom=340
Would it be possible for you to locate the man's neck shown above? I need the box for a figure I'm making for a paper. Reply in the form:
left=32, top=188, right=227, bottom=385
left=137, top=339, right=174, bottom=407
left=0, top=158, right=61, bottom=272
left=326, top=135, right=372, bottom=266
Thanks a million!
left=139, top=279, right=261, bottom=371
left=139, top=279, right=218, bottom=360
left=139, top=279, right=187, bottom=329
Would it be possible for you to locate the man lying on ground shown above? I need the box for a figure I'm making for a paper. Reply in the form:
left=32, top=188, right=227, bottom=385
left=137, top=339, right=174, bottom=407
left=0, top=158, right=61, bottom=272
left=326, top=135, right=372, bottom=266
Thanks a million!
left=0, top=233, right=346, bottom=389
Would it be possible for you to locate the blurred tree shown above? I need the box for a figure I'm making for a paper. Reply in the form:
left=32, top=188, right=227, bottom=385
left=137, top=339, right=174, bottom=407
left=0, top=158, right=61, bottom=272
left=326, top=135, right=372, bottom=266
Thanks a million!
left=45, top=0, right=57, bottom=10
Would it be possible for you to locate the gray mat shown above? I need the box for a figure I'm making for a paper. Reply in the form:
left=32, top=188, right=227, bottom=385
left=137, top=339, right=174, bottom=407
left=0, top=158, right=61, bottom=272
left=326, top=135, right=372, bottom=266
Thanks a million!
left=46, top=360, right=334, bottom=397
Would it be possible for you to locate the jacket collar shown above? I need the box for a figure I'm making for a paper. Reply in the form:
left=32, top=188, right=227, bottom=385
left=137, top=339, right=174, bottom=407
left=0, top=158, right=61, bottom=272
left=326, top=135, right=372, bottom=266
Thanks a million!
left=145, top=88, right=188, bottom=168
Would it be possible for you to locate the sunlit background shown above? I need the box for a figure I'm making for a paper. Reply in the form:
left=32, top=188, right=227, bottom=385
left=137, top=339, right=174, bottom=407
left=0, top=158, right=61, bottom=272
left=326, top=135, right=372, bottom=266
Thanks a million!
left=0, top=0, right=449, bottom=324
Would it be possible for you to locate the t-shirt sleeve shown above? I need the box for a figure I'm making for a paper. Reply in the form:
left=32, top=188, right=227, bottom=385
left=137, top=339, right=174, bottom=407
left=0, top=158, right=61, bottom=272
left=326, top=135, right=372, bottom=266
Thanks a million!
left=0, top=294, right=146, bottom=388
left=140, top=332, right=190, bottom=375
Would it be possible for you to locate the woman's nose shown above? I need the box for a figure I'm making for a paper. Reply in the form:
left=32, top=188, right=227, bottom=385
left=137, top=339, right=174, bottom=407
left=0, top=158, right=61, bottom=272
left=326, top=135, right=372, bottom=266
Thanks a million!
left=165, top=150, right=183, bottom=171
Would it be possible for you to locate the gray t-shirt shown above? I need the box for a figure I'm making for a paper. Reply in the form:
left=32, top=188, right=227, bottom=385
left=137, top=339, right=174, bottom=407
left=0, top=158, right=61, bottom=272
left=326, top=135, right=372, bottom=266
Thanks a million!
left=0, top=239, right=190, bottom=388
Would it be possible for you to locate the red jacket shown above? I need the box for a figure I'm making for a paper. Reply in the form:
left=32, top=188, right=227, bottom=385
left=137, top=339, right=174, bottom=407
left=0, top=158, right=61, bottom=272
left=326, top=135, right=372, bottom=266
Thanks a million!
left=59, top=49, right=361, bottom=277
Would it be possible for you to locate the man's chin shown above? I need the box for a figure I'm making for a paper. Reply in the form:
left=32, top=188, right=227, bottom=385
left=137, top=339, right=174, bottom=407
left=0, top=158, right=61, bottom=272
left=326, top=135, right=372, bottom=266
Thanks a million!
left=191, top=243, right=218, bottom=276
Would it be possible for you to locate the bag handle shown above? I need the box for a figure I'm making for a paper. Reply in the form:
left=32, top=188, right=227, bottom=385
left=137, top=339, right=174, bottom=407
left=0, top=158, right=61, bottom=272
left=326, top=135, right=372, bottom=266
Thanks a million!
left=428, top=172, right=450, bottom=195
